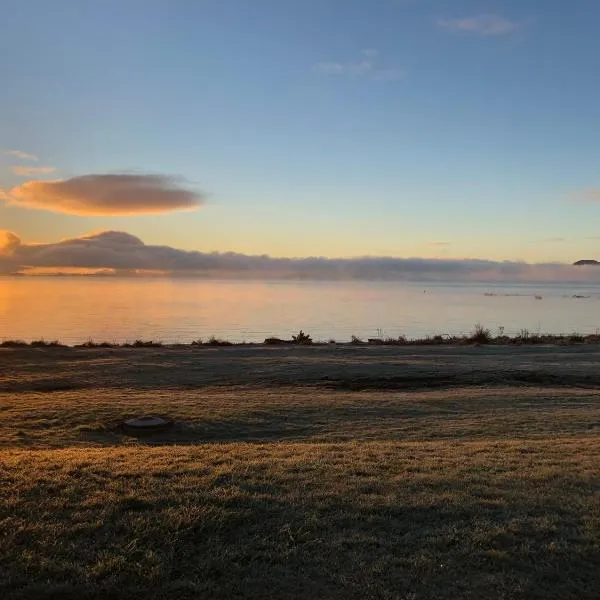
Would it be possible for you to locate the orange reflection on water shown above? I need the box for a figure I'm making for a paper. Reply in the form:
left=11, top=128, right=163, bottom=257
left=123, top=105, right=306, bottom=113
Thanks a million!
left=2, top=276, right=600, bottom=344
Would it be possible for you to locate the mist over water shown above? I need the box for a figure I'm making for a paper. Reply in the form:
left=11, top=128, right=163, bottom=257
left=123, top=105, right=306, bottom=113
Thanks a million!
left=1, top=277, right=600, bottom=344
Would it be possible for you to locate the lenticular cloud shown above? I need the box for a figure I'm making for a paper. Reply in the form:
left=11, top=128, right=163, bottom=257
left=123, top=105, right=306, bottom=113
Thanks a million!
left=3, top=173, right=205, bottom=216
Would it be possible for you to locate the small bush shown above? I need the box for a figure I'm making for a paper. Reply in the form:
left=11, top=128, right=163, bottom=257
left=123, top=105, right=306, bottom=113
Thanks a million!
left=569, top=333, right=584, bottom=344
left=350, top=335, right=364, bottom=345
left=291, top=330, right=312, bottom=345
left=469, top=324, right=492, bottom=344
left=190, top=339, right=203, bottom=346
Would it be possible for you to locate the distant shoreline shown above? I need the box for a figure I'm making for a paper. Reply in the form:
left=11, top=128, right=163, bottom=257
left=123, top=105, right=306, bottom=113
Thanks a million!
left=2, top=327, right=600, bottom=349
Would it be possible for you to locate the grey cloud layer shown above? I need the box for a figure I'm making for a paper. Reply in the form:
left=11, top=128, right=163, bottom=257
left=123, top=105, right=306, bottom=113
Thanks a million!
left=0, top=230, right=597, bottom=282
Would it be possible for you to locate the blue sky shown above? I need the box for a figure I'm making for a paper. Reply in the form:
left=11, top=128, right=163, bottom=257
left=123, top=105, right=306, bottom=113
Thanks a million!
left=2, top=0, right=600, bottom=263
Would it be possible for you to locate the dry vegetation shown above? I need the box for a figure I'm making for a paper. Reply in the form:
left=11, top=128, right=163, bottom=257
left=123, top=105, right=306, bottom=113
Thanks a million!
left=1, top=346, right=600, bottom=599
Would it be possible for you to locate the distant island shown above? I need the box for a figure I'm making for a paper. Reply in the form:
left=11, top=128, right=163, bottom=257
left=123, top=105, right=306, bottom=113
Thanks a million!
left=573, top=259, right=600, bottom=266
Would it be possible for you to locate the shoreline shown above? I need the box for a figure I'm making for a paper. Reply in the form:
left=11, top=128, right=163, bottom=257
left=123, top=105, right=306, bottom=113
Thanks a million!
left=2, top=327, right=600, bottom=349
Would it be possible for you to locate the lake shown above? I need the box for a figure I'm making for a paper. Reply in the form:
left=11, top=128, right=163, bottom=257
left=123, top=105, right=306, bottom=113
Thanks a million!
left=1, top=277, right=600, bottom=344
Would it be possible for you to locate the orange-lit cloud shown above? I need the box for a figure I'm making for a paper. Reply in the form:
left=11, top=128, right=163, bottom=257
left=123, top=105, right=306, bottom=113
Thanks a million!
left=1, top=229, right=598, bottom=282
left=3, top=173, right=205, bottom=216
left=0, top=230, right=22, bottom=273
left=11, top=165, right=56, bottom=176
left=0, top=230, right=20, bottom=253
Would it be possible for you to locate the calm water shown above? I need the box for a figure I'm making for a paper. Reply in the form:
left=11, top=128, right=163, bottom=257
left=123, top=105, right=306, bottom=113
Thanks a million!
left=1, top=277, right=600, bottom=344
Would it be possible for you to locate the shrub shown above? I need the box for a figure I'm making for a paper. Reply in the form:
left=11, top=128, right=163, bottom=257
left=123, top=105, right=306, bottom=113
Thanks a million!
left=469, top=324, right=492, bottom=344
left=350, top=335, right=364, bottom=345
left=291, top=330, right=312, bottom=345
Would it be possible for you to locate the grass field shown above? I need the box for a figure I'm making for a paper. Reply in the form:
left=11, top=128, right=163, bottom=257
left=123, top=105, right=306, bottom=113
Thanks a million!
left=1, top=346, right=599, bottom=599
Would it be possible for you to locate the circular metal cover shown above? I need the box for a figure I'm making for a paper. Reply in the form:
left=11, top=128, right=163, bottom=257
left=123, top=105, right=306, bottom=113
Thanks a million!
left=122, top=416, right=173, bottom=432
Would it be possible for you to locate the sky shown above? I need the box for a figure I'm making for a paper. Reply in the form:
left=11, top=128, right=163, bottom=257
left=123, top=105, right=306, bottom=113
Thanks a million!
left=2, top=0, right=600, bottom=269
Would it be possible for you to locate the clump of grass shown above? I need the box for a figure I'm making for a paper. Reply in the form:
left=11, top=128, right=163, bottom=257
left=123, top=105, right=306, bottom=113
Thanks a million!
left=76, top=340, right=118, bottom=349
left=30, top=339, right=65, bottom=348
left=205, top=336, right=233, bottom=347
left=291, top=330, right=312, bottom=345
left=128, top=340, right=163, bottom=348
left=424, top=334, right=447, bottom=345
left=468, top=324, right=492, bottom=344
left=513, top=329, right=547, bottom=345
left=264, top=337, right=288, bottom=345
left=0, top=340, right=29, bottom=348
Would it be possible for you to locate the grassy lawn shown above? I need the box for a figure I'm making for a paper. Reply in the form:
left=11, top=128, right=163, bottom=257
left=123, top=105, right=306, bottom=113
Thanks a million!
left=2, top=440, right=600, bottom=599
left=1, top=347, right=600, bottom=599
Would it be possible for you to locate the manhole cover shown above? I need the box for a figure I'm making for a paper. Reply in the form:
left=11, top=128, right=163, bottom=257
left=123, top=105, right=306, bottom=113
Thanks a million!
left=122, top=416, right=174, bottom=433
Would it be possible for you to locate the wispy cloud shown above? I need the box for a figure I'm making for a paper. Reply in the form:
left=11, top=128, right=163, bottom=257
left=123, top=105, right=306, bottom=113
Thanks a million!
left=5, top=149, right=39, bottom=161
left=314, top=60, right=373, bottom=76
left=428, top=241, right=452, bottom=247
left=438, top=14, right=519, bottom=36
left=11, top=165, right=56, bottom=176
left=570, top=189, right=600, bottom=203
left=542, top=237, right=566, bottom=243
left=373, top=68, right=408, bottom=82
left=314, top=50, right=405, bottom=82
left=2, top=173, right=205, bottom=216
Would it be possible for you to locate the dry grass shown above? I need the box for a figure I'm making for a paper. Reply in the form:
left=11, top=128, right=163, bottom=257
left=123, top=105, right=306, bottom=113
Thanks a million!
left=1, top=386, right=600, bottom=448
left=1, top=347, right=600, bottom=599
left=4, top=344, right=600, bottom=393
left=2, top=441, right=600, bottom=599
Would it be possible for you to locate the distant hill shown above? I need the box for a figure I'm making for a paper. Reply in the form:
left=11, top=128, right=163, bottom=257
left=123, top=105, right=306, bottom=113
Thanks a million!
left=573, top=259, right=600, bottom=266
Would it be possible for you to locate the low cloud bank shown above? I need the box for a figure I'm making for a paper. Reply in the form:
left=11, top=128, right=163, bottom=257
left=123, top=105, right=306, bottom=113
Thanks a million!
left=0, top=230, right=598, bottom=282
